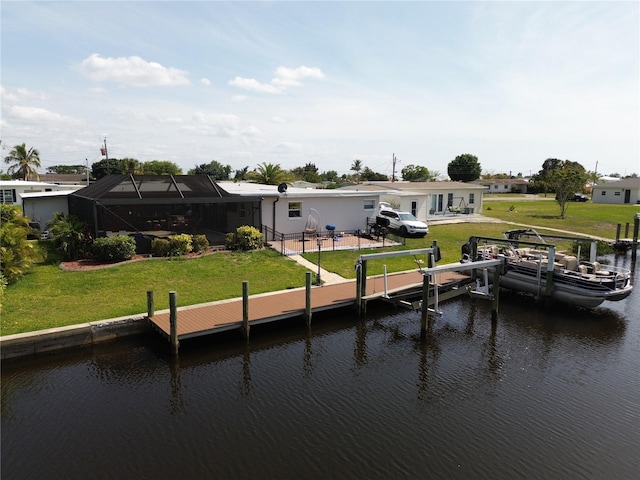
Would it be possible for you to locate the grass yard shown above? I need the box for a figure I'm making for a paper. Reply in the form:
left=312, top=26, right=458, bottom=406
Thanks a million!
left=1, top=249, right=309, bottom=335
left=481, top=199, right=638, bottom=236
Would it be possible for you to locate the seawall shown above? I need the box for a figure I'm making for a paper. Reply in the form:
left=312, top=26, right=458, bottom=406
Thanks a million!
left=0, top=315, right=149, bottom=360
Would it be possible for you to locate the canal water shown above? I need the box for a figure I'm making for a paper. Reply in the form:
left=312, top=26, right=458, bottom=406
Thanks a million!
left=2, top=255, right=639, bottom=480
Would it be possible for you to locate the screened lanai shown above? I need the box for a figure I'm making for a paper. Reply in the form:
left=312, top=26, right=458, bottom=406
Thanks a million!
left=69, top=175, right=262, bottom=246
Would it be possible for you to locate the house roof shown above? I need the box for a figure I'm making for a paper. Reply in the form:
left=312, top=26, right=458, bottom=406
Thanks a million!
left=475, top=178, right=529, bottom=185
left=340, top=181, right=485, bottom=192
left=20, top=190, right=76, bottom=199
left=71, top=174, right=235, bottom=200
left=219, top=181, right=383, bottom=198
left=592, top=177, right=640, bottom=190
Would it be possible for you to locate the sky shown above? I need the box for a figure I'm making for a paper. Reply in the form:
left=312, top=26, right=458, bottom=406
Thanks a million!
left=1, top=1, right=638, bottom=179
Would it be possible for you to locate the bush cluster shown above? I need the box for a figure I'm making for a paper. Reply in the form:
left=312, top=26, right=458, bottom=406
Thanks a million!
left=225, top=225, right=263, bottom=251
left=151, top=233, right=202, bottom=257
left=92, top=236, right=137, bottom=262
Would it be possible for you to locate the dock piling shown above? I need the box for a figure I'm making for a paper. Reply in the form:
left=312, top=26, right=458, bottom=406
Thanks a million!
left=420, top=273, right=431, bottom=340
left=169, top=291, right=179, bottom=356
left=305, top=272, right=312, bottom=327
left=242, top=281, right=250, bottom=340
left=147, top=290, right=154, bottom=318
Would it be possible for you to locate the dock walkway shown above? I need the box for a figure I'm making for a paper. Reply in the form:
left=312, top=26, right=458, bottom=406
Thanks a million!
left=150, top=270, right=461, bottom=341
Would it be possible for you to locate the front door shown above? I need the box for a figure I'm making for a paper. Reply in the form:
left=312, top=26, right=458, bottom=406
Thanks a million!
left=624, top=190, right=631, bottom=204
left=411, top=200, right=417, bottom=217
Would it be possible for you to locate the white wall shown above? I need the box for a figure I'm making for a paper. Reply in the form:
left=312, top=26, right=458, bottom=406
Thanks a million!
left=22, top=196, right=69, bottom=228
left=267, top=195, right=379, bottom=235
left=593, top=187, right=640, bottom=205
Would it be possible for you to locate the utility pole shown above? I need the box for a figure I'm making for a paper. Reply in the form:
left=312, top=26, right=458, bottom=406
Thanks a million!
left=85, top=159, right=90, bottom=185
left=100, top=138, right=110, bottom=174
left=392, top=153, right=397, bottom=182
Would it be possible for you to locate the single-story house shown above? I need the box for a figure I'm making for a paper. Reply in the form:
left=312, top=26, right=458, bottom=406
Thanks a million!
left=0, top=180, right=83, bottom=207
left=475, top=178, right=530, bottom=194
left=339, top=181, right=485, bottom=221
left=592, top=177, right=640, bottom=205
left=68, top=175, right=263, bottom=245
left=219, top=181, right=382, bottom=238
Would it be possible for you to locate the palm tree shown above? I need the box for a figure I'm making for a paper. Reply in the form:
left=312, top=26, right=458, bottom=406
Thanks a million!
left=4, top=143, right=41, bottom=180
left=351, top=159, right=363, bottom=183
left=247, top=162, right=290, bottom=185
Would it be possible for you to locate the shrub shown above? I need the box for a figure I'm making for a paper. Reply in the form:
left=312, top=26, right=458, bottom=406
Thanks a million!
left=151, top=238, right=170, bottom=257
left=226, top=225, right=263, bottom=251
left=168, top=234, right=193, bottom=256
left=92, top=236, right=136, bottom=262
left=192, top=234, right=209, bottom=253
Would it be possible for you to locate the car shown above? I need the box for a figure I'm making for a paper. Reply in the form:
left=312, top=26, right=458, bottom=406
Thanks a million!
left=376, top=204, right=428, bottom=237
left=573, top=193, right=589, bottom=202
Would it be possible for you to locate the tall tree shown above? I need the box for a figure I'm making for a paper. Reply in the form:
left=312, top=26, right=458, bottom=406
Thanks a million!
left=140, top=160, right=182, bottom=175
left=351, top=159, right=363, bottom=183
left=4, top=143, right=41, bottom=180
left=401, top=164, right=434, bottom=182
left=234, top=166, right=249, bottom=182
left=91, top=158, right=126, bottom=179
left=529, top=158, right=563, bottom=195
left=360, top=167, right=388, bottom=181
left=547, top=160, right=588, bottom=218
left=447, top=154, right=481, bottom=182
left=46, top=165, right=87, bottom=175
left=247, top=162, right=290, bottom=185
left=190, top=160, right=232, bottom=180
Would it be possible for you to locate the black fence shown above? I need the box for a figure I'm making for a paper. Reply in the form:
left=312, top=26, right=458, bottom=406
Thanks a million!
left=261, top=224, right=405, bottom=256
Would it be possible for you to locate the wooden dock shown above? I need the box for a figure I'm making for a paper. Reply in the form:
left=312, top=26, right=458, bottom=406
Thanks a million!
left=149, top=270, right=466, bottom=342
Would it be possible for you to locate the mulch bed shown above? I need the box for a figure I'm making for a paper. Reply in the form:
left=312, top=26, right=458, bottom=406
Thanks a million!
left=59, top=251, right=210, bottom=271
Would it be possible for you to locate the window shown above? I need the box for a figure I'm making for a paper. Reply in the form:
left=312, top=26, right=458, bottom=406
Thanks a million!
left=1, top=189, right=16, bottom=204
left=614, top=191, right=621, bottom=196
left=411, top=200, right=417, bottom=217
left=239, top=203, right=247, bottom=219
left=288, top=202, right=302, bottom=218
left=469, top=193, right=475, bottom=204
left=363, top=199, right=375, bottom=210
left=601, top=191, right=606, bottom=196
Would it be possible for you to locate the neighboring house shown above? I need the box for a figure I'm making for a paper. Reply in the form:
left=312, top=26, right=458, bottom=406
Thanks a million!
left=592, top=177, right=640, bottom=205
left=39, top=174, right=91, bottom=186
left=339, top=181, right=485, bottom=220
left=0, top=180, right=83, bottom=207
left=475, top=178, right=529, bottom=194
left=219, top=182, right=382, bottom=237
left=68, top=175, right=262, bottom=245
left=21, top=190, right=76, bottom=230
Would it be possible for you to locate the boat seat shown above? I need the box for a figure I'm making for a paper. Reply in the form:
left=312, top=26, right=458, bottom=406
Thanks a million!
left=578, top=265, right=588, bottom=274
left=561, top=256, right=578, bottom=271
left=592, top=261, right=611, bottom=276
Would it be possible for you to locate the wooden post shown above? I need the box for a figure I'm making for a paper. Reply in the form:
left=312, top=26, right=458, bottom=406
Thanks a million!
left=147, top=290, right=154, bottom=318
left=169, top=291, right=179, bottom=356
left=492, top=265, right=500, bottom=321
left=305, top=272, right=312, bottom=327
left=632, top=214, right=639, bottom=262
left=616, top=223, right=621, bottom=243
left=420, top=273, right=431, bottom=340
left=355, top=262, right=362, bottom=315
left=242, top=281, right=250, bottom=340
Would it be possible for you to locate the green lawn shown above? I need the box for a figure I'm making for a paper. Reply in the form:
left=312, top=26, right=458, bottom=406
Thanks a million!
left=2, top=199, right=637, bottom=336
left=481, top=199, right=638, bottom=236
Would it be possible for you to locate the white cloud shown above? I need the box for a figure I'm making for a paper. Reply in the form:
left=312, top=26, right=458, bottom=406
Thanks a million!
left=8, top=105, right=82, bottom=126
left=229, top=65, right=325, bottom=94
left=271, top=116, right=286, bottom=123
left=78, top=53, right=191, bottom=86
left=272, top=142, right=302, bottom=154
left=187, top=112, right=241, bottom=137
left=1, top=86, right=46, bottom=103
left=200, top=78, right=211, bottom=86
